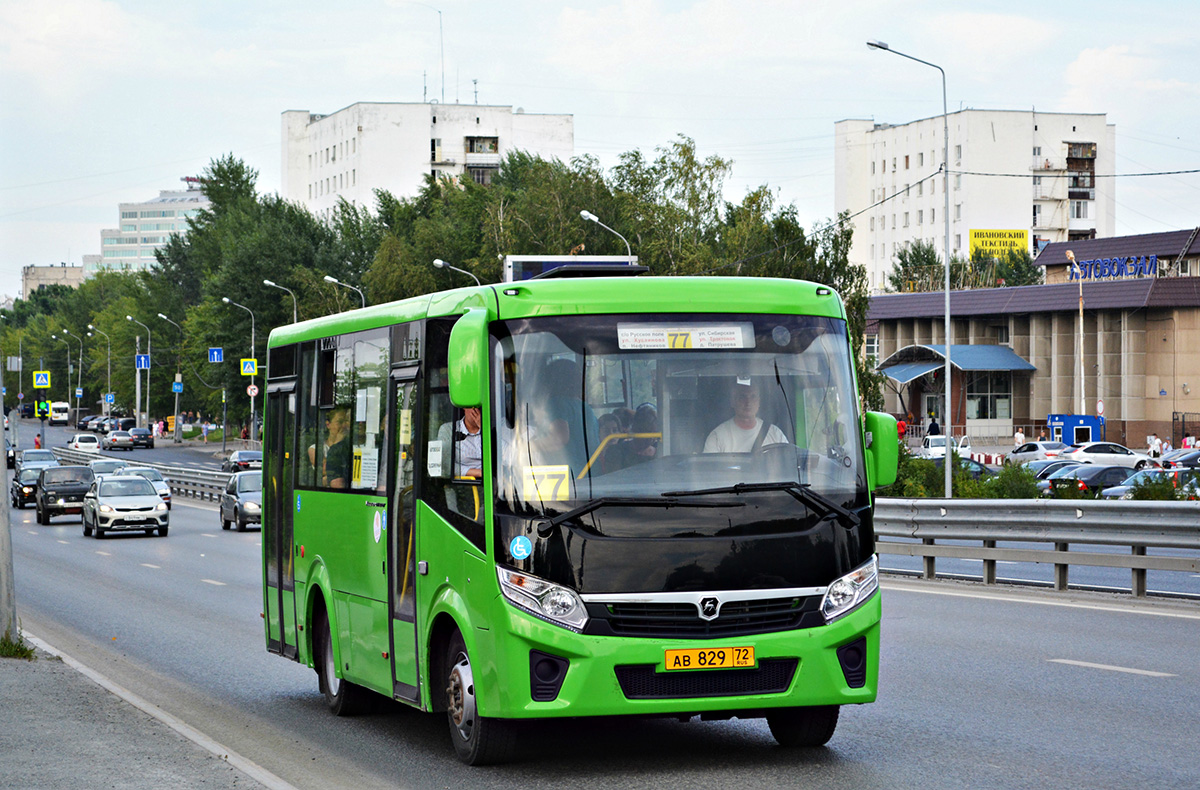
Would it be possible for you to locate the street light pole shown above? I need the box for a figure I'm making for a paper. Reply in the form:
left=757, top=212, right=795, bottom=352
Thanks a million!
left=868, top=39, right=953, bottom=499
left=323, top=275, right=366, bottom=308
left=61, top=329, right=83, bottom=425
left=51, top=335, right=70, bottom=415
left=263, top=279, right=298, bottom=324
left=88, top=324, right=112, bottom=415
left=432, top=259, right=481, bottom=286
left=127, top=316, right=151, bottom=429
left=222, top=297, right=256, bottom=438
left=157, top=313, right=184, bottom=443
left=1066, top=250, right=1085, bottom=416
left=579, top=210, right=633, bottom=261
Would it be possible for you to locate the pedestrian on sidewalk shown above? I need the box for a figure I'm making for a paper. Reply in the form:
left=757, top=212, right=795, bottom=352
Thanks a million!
left=34, top=433, right=41, bottom=449
left=240, top=424, right=249, bottom=448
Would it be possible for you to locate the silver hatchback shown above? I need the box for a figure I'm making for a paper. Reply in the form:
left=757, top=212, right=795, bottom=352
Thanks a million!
left=82, top=475, right=170, bottom=538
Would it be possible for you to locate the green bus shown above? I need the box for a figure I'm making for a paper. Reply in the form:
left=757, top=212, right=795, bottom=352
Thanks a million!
left=261, top=273, right=898, bottom=764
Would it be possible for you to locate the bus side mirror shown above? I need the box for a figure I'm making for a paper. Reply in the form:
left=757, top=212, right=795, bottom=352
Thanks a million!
left=447, top=309, right=489, bottom=408
left=864, top=411, right=898, bottom=490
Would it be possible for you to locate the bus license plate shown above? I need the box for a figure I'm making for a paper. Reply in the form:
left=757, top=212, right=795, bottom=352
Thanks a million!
left=664, top=646, right=755, bottom=671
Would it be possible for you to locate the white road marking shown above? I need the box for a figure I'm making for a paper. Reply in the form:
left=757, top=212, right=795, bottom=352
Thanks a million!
left=140, top=563, right=160, bottom=569
left=27, top=530, right=38, bottom=534
left=95, top=551, right=111, bottom=556
left=881, top=581, right=1200, bottom=620
left=200, top=533, right=217, bottom=538
left=1048, top=659, right=1176, bottom=677
left=56, top=540, right=69, bottom=545
left=25, top=634, right=300, bottom=790
left=200, top=579, right=226, bottom=586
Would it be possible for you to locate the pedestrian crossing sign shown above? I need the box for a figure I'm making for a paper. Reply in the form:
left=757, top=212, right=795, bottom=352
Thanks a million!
left=240, top=358, right=258, bottom=376
left=34, top=370, right=51, bottom=388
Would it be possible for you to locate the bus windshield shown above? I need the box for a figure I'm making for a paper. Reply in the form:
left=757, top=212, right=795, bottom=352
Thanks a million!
left=492, top=313, right=864, bottom=518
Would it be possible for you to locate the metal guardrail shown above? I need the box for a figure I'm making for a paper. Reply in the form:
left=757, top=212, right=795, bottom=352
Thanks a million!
left=874, top=498, right=1200, bottom=596
left=50, top=448, right=231, bottom=503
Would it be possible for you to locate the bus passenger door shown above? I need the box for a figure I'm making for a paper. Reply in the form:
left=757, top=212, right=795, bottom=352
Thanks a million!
left=265, top=386, right=299, bottom=659
left=389, top=373, right=421, bottom=702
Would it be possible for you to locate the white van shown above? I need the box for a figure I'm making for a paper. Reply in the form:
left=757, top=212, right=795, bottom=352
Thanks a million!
left=49, top=402, right=70, bottom=425
left=918, top=434, right=973, bottom=459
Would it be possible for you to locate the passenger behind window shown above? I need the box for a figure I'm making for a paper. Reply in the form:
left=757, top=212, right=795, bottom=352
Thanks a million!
left=614, top=403, right=660, bottom=469
left=308, top=406, right=352, bottom=488
left=703, top=380, right=787, bottom=453
left=534, top=359, right=599, bottom=475
left=437, top=406, right=483, bottom=479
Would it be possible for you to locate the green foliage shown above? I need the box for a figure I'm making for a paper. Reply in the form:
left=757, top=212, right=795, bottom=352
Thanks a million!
left=980, top=462, right=1041, bottom=499
left=1128, top=474, right=1180, bottom=501
left=0, top=627, right=35, bottom=660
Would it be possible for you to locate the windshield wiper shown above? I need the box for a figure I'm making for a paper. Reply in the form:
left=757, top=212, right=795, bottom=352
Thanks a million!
left=536, top=496, right=743, bottom=537
left=661, top=482, right=860, bottom=528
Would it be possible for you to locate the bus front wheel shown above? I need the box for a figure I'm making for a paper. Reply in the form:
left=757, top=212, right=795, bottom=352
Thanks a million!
left=445, top=631, right=515, bottom=765
left=766, top=705, right=840, bottom=747
left=316, top=608, right=370, bottom=716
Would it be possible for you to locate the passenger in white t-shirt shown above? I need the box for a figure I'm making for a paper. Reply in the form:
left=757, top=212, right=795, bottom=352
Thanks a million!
left=703, top=382, right=787, bottom=453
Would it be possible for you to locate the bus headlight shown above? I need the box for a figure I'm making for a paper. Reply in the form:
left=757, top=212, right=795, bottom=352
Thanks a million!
left=821, top=557, right=879, bottom=623
left=497, top=567, right=588, bottom=632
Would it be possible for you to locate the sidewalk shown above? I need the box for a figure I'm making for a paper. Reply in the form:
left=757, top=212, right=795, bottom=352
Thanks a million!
left=0, top=642, right=265, bottom=789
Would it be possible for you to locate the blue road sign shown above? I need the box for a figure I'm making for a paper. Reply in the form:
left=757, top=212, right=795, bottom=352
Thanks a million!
left=240, top=358, right=258, bottom=376
left=208, top=347, right=224, bottom=363
left=75, top=387, right=83, bottom=398
left=136, top=354, right=151, bottom=370
left=105, top=393, right=115, bottom=404
left=172, top=381, right=183, bottom=393
left=34, top=371, right=51, bottom=388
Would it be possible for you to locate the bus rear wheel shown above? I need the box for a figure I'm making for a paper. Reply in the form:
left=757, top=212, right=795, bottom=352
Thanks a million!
left=445, top=631, right=515, bottom=765
left=766, top=705, right=840, bottom=747
left=316, top=608, right=369, bottom=716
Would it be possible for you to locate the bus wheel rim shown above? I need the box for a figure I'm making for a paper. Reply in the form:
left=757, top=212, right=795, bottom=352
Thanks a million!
left=447, top=653, right=476, bottom=738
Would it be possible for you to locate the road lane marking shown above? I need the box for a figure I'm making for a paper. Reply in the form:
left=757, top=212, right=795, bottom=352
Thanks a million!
left=28, top=530, right=38, bottom=534
left=200, top=579, right=226, bottom=586
left=881, top=581, right=1200, bottom=620
left=141, top=563, right=160, bottom=569
left=201, top=533, right=217, bottom=538
left=95, top=551, right=111, bottom=556
left=56, top=540, right=69, bottom=545
left=24, top=634, right=300, bottom=790
left=1048, top=659, right=1176, bottom=677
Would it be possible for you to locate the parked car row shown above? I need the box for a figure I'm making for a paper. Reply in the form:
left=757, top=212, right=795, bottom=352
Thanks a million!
left=75, top=415, right=137, bottom=434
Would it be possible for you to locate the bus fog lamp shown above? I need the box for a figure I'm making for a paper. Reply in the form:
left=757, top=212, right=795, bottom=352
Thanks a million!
left=498, top=568, right=588, bottom=631
left=820, top=557, right=879, bottom=622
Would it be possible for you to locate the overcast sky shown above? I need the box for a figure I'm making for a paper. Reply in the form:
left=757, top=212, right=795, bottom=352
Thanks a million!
left=3, top=0, right=1198, bottom=299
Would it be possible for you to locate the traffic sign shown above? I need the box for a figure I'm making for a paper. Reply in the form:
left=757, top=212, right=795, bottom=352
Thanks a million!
left=75, top=387, right=83, bottom=398
left=240, top=358, right=258, bottom=376
left=33, top=370, right=51, bottom=388
left=1, top=387, right=5, bottom=395
left=105, top=393, right=115, bottom=404
left=247, top=384, right=259, bottom=397
left=208, top=347, right=224, bottom=363
left=136, top=354, right=151, bottom=370
left=18, top=391, right=24, bottom=400
left=172, top=381, right=183, bottom=393
left=1096, top=398, right=1105, bottom=416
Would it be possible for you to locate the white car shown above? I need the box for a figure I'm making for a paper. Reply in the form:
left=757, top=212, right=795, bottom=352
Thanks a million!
left=918, top=434, right=972, bottom=459
left=68, top=433, right=102, bottom=452
left=1006, top=441, right=1068, bottom=465
left=1057, top=441, right=1158, bottom=470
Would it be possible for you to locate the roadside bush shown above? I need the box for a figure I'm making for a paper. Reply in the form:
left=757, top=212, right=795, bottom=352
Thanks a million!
left=980, top=463, right=1041, bottom=499
left=1128, top=475, right=1180, bottom=501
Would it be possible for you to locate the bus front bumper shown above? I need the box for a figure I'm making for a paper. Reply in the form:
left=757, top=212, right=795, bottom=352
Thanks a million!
left=475, top=591, right=881, bottom=720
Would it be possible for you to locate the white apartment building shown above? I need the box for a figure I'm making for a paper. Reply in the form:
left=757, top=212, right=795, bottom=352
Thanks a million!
left=281, top=102, right=574, bottom=214
left=92, top=180, right=210, bottom=274
left=834, top=110, right=1116, bottom=293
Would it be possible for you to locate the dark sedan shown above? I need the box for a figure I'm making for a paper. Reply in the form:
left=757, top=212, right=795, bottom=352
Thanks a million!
left=1045, top=464, right=1133, bottom=498
left=11, top=467, right=41, bottom=509
left=222, top=450, right=262, bottom=472
left=219, top=471, right=262, bottom=531
left=37, top=465, right=96, bottom=524
left=129, top=427, right=155, bottom=449
left=5, top=438, right=13, bottom=469
left=1026, top=459, right=1083, bottom=479
left=1162, top=450, right=1200, bottom=469
left=934, top=456, right=995, bottom=479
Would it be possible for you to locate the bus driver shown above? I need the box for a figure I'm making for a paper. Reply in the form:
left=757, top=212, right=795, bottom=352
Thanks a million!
left=703, top=380, right=787, bottom=453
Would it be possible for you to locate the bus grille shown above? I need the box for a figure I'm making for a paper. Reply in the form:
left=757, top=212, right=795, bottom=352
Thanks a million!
left=614, top=659, right=798, bottom=699
left=589, top=596, right=824, bottom=639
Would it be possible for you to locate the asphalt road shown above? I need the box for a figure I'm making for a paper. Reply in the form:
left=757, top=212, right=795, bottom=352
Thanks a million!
left=11, top=415, right=227, bottom=470
left=10, top=492, right=1200, bottom=789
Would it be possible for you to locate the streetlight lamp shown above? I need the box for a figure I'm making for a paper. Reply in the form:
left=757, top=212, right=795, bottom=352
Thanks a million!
left=868, top=38, right=953, bottom=499
left=127, top=315, right=151, bottom=429
left=87, top=324, right=112, bottom=415
left=432, top=259, right=481, bottom=287
left=579, top=210, right=633, bottom=261
left=157, top=313, right=184, bottom=443
left=60, top=328, right=83, bottom=425
left=323, top=275, right=366, bottom=309
left=264, top=279, right=299, bottom=324
left=1066, top=250, right=1085, bottom=416
left=222, top=297, right=257, bottom=438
